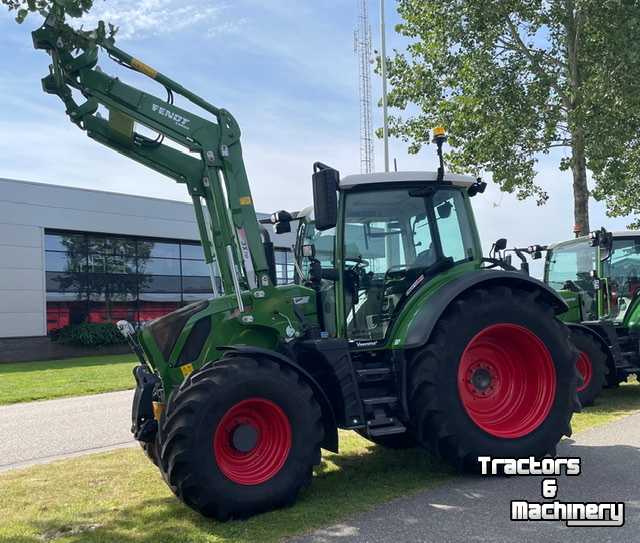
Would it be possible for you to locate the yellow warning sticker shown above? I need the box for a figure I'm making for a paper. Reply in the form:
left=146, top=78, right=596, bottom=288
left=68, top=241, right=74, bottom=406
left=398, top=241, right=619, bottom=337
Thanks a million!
left=152, top=401, right=165, bottom=421
left=131, top=58, right=158, bottom=79
left=180, top=363, right=194, bottom=377
left=239, top=196, right=252, bottom=206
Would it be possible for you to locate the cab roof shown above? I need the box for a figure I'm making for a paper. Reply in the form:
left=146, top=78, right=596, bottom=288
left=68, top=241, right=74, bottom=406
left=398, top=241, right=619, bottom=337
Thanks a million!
left=548, top=230, right=640, bottom=251
left=339, top=171, right=476, bottom=190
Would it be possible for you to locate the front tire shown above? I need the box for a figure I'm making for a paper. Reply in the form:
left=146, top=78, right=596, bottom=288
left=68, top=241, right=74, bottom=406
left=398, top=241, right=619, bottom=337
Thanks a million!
left=408, top=286, right=579, bottom=470
left=570, top=330, right=608, bottom=406
left=158, top=357, right=324, bottom=520
left=140, top=439, right=160, bottom=467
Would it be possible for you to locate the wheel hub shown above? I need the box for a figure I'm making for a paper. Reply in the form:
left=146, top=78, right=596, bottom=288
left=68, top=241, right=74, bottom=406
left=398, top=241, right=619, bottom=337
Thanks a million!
left=470, top=366, right=494, bottom=394
left=231, top=424, right=259, bottom=453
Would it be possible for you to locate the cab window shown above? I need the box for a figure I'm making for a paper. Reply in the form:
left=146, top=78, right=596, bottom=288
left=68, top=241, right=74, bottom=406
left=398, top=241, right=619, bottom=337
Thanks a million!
left=343, top=187, right=475, bottom=342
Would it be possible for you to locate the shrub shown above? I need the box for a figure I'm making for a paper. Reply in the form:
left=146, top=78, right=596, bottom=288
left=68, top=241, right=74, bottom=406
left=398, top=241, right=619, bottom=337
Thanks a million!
left=52, top=322, right=127, bottom=347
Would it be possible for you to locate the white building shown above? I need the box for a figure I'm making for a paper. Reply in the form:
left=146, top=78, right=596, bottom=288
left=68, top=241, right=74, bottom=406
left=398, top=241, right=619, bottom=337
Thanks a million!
left=0, top=178, right=296, bottom=339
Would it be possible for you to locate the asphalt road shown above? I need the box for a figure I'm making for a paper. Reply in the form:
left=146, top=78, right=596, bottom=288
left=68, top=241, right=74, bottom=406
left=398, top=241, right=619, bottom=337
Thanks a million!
left=0, top=389, right=135, bottom=472
left=292, top=412, right=640, bottom=543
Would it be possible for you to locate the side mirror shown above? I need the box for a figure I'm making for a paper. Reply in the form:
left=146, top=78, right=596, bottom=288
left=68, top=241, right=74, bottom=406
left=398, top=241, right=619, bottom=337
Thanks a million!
left=312, top=163, right=339, bottom=231
left=436, top=201, right=453, bottom=219
left=494, top=238, right=508, bottom=252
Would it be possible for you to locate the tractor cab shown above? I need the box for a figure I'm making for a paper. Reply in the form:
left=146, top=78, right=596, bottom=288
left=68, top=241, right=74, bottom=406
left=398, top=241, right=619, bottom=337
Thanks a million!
left=545, top=230, right=640, bottom=325
left=301, top=170, right=484, bottom=346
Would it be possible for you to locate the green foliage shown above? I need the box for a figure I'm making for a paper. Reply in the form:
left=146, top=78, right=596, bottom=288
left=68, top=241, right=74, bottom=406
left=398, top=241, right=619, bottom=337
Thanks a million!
left=386, top=0, right=640, bottom=228
left=52, top=322, right=127, bottom=347
left=1, top=0, right=93, bottom=22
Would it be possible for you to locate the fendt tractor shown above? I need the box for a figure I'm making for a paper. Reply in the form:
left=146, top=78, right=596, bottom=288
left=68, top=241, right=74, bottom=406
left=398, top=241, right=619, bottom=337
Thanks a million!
left=531, top=229, right=640, bottom=405
left=33, top=6, right=578, bottom=520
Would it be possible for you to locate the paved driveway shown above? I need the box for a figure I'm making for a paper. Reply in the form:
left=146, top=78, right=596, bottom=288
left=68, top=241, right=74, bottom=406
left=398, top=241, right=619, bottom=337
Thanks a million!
left=293, top=412, right=640, bottom=543
left=0, top=389, right=135, bottom=472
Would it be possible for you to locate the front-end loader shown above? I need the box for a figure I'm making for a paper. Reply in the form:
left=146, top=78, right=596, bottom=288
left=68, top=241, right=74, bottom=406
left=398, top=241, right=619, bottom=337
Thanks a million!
left=32, top=6, right=578, bottom=520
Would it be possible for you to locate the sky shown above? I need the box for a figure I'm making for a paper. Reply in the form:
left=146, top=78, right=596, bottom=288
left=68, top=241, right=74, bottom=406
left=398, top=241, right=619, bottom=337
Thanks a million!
left=0, top=0, right=634, bottom=278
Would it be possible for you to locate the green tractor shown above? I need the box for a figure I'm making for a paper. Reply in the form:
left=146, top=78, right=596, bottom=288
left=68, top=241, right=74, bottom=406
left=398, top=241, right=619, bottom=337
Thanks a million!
left=536, top=228, right=640, bottom=405
left=33, top=7, right=578, bottom=520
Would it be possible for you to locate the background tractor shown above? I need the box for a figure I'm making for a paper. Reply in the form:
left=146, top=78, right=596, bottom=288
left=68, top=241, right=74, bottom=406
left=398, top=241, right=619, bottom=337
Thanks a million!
left=534, top=229, right=640, bottom=405
left=33, top=5, right=578, bottom=520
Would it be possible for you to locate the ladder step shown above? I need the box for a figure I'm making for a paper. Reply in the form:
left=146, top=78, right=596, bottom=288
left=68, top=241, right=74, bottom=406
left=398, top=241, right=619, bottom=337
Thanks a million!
left=369, top=423, right=407, bottom=437
left=356, top=368, right=392, bottom=382
left=363, top=396, right=398, bottom=406
left=357, top=367, right=391, bottom=376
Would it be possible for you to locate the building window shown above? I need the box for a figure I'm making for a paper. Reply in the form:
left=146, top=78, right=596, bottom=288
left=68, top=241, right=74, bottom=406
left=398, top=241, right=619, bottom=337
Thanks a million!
left=45, top=230, right=291, bottom=331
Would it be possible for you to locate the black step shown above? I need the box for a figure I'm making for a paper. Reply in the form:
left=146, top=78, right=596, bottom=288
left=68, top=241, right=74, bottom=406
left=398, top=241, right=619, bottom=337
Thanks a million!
left=369, top=423, right=407, bottom=437
left=356, top=367, right=392, bottom=382
left=363, top=396, right=398, bottom=406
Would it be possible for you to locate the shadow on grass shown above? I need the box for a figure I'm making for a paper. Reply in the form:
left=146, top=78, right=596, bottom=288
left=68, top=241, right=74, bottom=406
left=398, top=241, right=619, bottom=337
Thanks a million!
left=20, top=444, right=454, bottom=543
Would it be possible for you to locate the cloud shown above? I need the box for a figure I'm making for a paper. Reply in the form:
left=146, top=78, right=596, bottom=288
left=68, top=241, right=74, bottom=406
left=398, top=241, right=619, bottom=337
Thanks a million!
left=77, top=0, right=240, bottom=41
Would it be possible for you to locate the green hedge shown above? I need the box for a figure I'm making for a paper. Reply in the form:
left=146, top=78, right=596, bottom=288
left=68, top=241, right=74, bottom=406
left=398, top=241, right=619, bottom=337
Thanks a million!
left=52, top=323, right=127, bottom=347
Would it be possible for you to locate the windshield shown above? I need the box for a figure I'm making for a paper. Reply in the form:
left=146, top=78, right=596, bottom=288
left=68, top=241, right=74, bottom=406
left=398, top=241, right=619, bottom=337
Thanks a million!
left=343, top=187, right=475, bottom=341
left=545, top=240, right=596, bottom=319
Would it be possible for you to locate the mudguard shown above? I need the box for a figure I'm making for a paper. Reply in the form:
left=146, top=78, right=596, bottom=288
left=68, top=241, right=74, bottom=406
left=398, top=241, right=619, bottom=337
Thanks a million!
left=404, top=270, right=568, bottom=349
left=218, top=345, right=339, bottom=453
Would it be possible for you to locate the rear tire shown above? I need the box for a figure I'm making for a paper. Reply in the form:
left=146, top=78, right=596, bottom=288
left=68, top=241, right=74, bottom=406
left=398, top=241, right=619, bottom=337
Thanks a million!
left=408, top=286, right=579, bottom=471
left=570, top=330, right=608, bottom=406
left=356, top=429, right=417, bottom=449
left=158, top=357, right=324, bottom=520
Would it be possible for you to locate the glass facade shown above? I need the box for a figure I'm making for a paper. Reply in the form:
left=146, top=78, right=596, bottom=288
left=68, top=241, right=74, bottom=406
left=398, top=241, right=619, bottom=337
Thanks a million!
left=45, top=229, right=293, bottom=332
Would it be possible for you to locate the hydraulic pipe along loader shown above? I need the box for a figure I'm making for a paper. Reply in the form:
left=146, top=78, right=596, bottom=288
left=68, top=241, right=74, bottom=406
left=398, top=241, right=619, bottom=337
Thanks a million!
left=32, top=5, right=579, bottom=519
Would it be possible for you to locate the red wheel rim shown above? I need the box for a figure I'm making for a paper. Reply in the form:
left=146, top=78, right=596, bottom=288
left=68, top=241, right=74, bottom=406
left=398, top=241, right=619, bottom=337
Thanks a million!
left=457, top=323, right=556, bottom=439
left=213, top=398, right=292, bottom=485
left=576, top=351, right=592, bottom=392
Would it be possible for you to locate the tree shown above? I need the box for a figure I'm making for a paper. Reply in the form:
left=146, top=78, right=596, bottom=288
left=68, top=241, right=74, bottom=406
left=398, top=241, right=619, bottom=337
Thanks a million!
left=385, top=0, right=640, bottom=235
left=2, top=0, right=92, bottom=22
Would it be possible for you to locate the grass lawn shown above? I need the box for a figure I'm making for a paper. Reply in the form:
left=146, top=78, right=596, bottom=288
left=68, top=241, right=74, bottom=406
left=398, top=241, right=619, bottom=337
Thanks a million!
left=0, top=354, right=138, bottom=405
left=1, top=381, right=639, bottom=543
left=571, top=378, right=639, bottom=433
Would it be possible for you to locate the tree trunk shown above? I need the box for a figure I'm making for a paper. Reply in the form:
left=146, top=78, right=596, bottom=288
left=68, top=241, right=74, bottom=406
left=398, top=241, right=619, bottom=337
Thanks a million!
left=571, top=128, right=590, bottom=236
left=564, top=1, right=589, bottom=236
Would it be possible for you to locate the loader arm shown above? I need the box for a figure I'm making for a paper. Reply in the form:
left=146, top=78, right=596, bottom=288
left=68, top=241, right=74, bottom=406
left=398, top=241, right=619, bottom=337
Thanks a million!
left=31, top=6, right=271, bottom=307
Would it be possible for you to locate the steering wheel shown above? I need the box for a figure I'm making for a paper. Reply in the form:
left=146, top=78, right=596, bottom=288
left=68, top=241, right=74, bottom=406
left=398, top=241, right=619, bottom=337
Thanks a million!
left=345, top=256, right=369, bottom=268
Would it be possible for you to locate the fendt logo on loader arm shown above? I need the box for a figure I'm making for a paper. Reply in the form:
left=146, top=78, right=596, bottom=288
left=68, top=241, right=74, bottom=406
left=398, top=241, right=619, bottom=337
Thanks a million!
left=152, top=103, right=191, bottom=130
